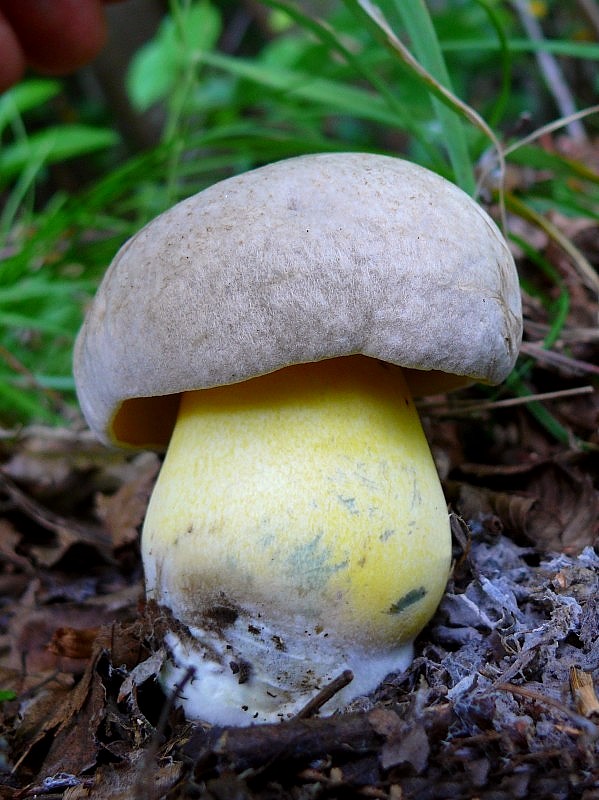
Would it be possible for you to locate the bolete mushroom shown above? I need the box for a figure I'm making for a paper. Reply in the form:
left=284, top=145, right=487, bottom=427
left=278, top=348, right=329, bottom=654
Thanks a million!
left=74, top=152, right=522, bottom=725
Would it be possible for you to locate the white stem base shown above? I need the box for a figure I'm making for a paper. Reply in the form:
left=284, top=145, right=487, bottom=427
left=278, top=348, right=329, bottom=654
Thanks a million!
left=163, top=622, right=414, bottom=726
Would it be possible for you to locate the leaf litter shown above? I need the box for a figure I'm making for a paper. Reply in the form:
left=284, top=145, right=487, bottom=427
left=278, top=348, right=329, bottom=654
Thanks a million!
left=0, top=185, right=597, bottom=799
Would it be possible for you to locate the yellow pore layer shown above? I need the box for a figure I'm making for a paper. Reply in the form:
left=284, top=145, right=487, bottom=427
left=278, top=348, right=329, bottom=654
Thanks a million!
left=142, top=355, right=451, bottom=651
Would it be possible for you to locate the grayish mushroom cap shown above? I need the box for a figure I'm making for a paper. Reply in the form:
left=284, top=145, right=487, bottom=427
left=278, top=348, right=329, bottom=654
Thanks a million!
left=74, top=152, right=522, bottom=448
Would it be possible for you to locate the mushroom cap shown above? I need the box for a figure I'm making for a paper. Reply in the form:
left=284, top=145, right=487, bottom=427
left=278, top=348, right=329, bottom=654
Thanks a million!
left=74, top=152, right=522, bottom=449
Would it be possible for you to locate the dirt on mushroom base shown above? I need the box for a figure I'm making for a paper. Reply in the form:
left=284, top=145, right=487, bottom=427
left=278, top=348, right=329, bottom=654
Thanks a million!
left=0, top=408, right=596, bottom=799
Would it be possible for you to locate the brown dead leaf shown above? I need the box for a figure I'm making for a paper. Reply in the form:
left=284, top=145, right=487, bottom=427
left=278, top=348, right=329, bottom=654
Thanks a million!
left=368, top=707, right=403, bottom=738
left=523, top=462, right=599, bottom=553
left=94, top=453, right=159, bottom=549
left=569, top=667, right=599, bottom=718
left=28, top=527, right=85, bottom=568
left=0, top=667, right=75, bottom=737
left=39, top=656, right=107, bottom=777
left=450, top=481, right=536, bottom=537
left=11, top=649, right=99, bottom=774
left=48, top=626, right=101, bottom=660
left=450, top=461, right=599, bottom=554
left=4, top=586, right=141, bottom=674
left=381, top=722, right=429, bottom=774
left=2, top=426, right=133, bottom=502
left=117, top=650, right=165, bottom=704
left=3, top=428, right=102, bottom=501
left=12, top=622, right=150, bottom=781
left=368, top=708, right=429, bottom=774
left=93, top=618, right=150, bottom=672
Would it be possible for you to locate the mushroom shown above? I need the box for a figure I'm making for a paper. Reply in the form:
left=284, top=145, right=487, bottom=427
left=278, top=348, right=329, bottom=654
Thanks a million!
left=74, top=152, right=522, bottom=725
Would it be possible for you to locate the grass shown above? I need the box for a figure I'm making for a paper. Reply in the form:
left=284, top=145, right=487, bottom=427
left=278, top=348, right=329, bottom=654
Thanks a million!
left=0, top=0, right=597, bottom=438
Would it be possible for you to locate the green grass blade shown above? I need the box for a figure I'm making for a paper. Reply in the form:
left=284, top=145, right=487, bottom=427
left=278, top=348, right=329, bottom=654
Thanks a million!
left=441, top=37, right=599, bottom=60
left=387, top=0, right=475, bottom=192
left=0, top=79, right=61, bottom=136
left=258, top=0, right=430, bottom=147
left=0, top=311, right=77, bottom=337
left=0, top=378, right=58, bottom=424
left=0, top=125, right=120, bottom=185
left=507, top=373, right=578, bottom=446
left=507, top=145, right=599, bottom=184
left=341, top=0, right=502, bottom=195
left=0, top=279, right=94, bottom=304
left=198, top=50, right=417, bottom=129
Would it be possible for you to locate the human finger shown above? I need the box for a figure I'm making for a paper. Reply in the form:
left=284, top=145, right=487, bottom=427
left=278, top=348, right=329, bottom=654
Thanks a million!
left=0, top=0, right=108, bottom=76
left=0, top=9, right=25, bottom=92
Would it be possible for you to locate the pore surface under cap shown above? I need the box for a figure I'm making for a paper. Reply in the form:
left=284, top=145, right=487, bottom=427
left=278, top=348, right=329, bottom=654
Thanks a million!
left=74, top=152, right=522, bottom=446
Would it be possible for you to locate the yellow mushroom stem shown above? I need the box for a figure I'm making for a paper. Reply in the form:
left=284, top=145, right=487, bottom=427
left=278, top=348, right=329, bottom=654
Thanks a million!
left=142, top=355, right=451, bottom=725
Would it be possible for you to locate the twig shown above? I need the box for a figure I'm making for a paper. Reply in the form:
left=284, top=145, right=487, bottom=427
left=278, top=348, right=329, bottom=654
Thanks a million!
left=294, top=670, right=354, bottom=720
left=519, top=342, right=599, bottom=376
left=524, top=322, right=599, bottom=344
left=419, top=385, right=595, bottom=416
left=182, top=710, right=381, bottom=773
left=497, top=682, right=599, bottom=737
left=502, top=104, right=599, bottom=159
left=354, top=0, right=505, bottom=220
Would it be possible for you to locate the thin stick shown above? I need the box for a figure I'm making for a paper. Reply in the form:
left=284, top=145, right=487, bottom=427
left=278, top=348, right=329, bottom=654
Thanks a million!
left=419, top=385, right=595, bottom=415
left=519, top=342, right=599, bottom=377
left=294, top=670, right=354, bottom=720
left=497, top=682, right=599, bottom=737
left=502, top=104, right=599, bottom=158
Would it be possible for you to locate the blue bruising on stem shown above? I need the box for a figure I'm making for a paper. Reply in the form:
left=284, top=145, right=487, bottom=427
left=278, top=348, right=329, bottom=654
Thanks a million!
left=285, top=533, right=348, bottom=592
left=337, top=494, right=359, bottom=515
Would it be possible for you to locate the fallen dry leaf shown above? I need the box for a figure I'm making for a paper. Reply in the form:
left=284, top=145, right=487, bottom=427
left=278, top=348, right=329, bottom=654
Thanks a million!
left=94, top=452, right=159, bottom=549
left=3, top=587, right=141, bottom=675
left=369, top=708, right=430, bottom=773
left=449, top=460, right=599, bottom=553
left=523, top=462, right=599, bottom=552
left=48, top=626, right=101, bottom=660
